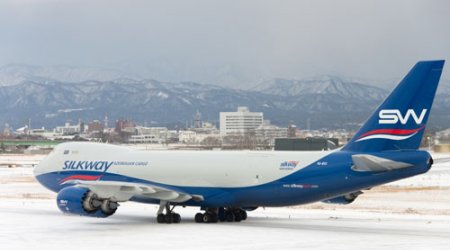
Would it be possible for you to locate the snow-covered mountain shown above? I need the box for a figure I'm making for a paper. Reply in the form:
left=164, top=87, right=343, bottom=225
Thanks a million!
left=254, top=75, right=387, bottom=101
left=0, top=79, right=275, bottom=129
left=0, top=64, right=142, bottom=86
left=0, top=73, right=448, bottom=130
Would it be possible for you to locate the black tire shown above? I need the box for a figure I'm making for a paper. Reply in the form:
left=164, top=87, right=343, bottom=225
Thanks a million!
left=157, top=214, right=165, bottom=223
left=195, top=213, right=203, bottom=223
left=240, top=210, right=247, bottom=220
left=225, top=211, right=235, bottom=222
left=164, top=214, right=173, bottom=224
left=234, top=211, right=242, bottom=222
left=202, top=213, right=210, bottom=223
left=209, top=213, right=218, bottom=223
left=172, top=213, right=181, bottom=223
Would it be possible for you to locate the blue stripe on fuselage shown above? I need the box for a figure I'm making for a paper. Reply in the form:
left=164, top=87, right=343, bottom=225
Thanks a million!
left=34, top=150, right=431, bottom=207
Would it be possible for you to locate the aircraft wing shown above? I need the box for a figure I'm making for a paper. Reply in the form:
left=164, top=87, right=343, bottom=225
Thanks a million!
left=351, top=154, right=413, bottom=172
left=61, top=179, right=204, bottom=203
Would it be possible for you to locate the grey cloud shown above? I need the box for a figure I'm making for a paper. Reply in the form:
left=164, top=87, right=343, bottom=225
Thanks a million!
left=0, top=0, right=449, bottom=88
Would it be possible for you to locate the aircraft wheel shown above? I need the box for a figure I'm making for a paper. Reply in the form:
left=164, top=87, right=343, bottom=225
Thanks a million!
left=208, top=213, right=218, bottom=223
left=240, top=210, right=247, bottom=220
left=233, top=211, right=242, bottom=222
left=202, top=213, right=210, bottom=223
left=195, top=213, right=203, bottom=223
left=225, top=211, right=235, bottom=222
left=164, top=214, right=173, bottom=224
left=157, top=214, right=165, bottom=223
left=172, top=213, right=181, bottom=223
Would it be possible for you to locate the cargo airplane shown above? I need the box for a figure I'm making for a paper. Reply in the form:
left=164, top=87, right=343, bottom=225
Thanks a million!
left=34, top=60, right=445, bottom=223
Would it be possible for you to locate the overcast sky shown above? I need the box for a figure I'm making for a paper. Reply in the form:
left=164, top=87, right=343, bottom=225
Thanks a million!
left=0, top=0, right=449, bottom=87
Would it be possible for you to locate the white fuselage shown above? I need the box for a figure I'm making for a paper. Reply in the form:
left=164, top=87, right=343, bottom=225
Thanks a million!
left=36, top=142, right=331, bottom=188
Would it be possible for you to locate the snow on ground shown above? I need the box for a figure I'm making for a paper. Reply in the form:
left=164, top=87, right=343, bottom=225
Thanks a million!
left=0, top=154, right=45, bottom=167
left=0, top=152, right=450, bottom=249
left=1, top=199, right=450, bottom=250
left=388, top=153, right=450, bottom=187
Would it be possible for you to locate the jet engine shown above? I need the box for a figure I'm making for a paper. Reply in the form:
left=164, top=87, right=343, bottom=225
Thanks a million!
left=322, top=191, right=363, bottom=205
left=56, top=186, right=118, bottom=217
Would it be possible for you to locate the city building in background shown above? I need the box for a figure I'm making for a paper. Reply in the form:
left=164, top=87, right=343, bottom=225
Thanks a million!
left=54, top=122, right=81, bottom=135
left=88, top=120, right=103, bottom=134
left=255, top=120, right=288, bottom=146
left=0, top=107, right=385, bottom=152
left=115, top=119, right=135, bottom=134
left=220, top=106, right=263, bottom=136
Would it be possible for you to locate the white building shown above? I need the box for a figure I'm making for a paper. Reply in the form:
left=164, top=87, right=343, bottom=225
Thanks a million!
left=436, top=128, right=450, bottom=138
left=128, top=134, right=161, bottom=144
left=220, top=106, right=263, bottom=136
left=136, top=126, right=168, bottom=137
left=255, top=120, right=288, bottom=145
left=29, top=127, right=58, bottom=139
left=54, top=122, right=81, bottom=135
left=131, top=126, right=169, bottom=143
left=179, top=130, right=197, bottom=143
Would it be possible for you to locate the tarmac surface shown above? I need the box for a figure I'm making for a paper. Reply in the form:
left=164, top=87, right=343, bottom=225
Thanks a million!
left=1, top=153, right=450, bottom=250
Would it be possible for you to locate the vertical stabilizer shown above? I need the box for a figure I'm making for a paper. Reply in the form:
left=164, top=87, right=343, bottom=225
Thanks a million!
left=343, top=60, right=445, bottom=152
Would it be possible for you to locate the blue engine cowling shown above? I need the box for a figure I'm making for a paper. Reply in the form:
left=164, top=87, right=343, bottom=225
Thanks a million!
left=56, top=186, right=115, bottom=217
left=322, top=191, right=362, bottom=205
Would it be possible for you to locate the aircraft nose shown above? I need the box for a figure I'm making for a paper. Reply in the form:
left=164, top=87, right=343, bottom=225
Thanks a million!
left=33, top=153, right=59, bottom=192
left=33, top=161, right=41, bottom=176
left=33, top=159, right=45, bottom=181
left=33, top=152, right=52, bottom=178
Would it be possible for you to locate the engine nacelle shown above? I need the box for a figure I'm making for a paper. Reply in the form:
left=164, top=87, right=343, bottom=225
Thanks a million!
left=56, top=186, right=118, bottom=217
left=322, top=191, right=362, bottom=205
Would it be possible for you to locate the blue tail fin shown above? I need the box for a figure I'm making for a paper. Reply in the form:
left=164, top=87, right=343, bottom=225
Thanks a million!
left=343, top=60, right=445, bottom=152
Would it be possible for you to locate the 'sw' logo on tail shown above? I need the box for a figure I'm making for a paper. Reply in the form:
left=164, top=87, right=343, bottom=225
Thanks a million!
left=356, top=109, right=428, bottom=142
left=378, top=109, right=427, bottom=125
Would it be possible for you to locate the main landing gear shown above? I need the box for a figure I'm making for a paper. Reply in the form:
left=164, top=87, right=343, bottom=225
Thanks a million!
left=155, top=202, right=248, bottom=224
left=156, top=201, right=181, bottom=224
left=195, top=207, right=247, bottom=223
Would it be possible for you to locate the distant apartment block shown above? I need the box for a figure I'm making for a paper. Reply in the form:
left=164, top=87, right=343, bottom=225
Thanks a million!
left=255, top=120, right=288, bottom=145
left=128, top=134, right=161, bottom=144
left=54, top=122, right=81, bottom=135
left=220, top=106, right=263, bottom=136
left=87, top=120, right=103, bottom=133
left=179, top=130, right=197, bottom=143
left=115, top=119, right=135, bottom=133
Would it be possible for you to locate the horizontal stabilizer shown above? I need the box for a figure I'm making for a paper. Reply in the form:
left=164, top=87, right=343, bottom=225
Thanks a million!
left=351, top=154, right=413, bottom=172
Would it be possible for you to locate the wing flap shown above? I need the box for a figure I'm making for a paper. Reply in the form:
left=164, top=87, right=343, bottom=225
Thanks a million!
left=62, top=179, right=194, bottom=203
